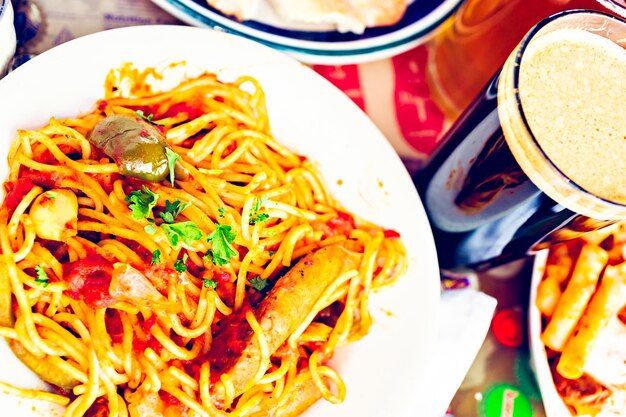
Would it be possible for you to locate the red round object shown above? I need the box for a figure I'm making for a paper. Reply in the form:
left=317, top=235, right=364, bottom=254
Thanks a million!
left=492, top=309, right=524, bottom=348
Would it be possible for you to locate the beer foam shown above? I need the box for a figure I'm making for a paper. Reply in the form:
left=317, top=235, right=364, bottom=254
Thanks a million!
left=519, top=28, right=626, bottom=205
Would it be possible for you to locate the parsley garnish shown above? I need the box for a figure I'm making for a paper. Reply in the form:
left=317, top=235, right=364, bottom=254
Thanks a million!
left=268, top=250, right=276, bottom=257
left=46, top=191, right=56, bottom=201
left=162, top=221, right=203, bottom=247
left=250, top=212, right=269, bottom=225
left=203, top=253, right=213, bottom=264
left=251, top=196, right=268, bottom=213
left=203, top=279, right=217, bottom=289
left=151, top=249, right=161, bottom=265
left=164, top=148, right=180, bottom=187
left=250, top=276, right=268, bottom=292
left=174, top=253, right=188, bottom=272
left=34, top=265, right=49, bottom=288
left=218, top=207, right=226, bottom=218
left=125, top=186, right=160, bottom=220
left=249, top=196, right=269, bottom=225
left=160, top=199, right=191, bottom=224
left=206, top=224, right=238, bottom=266
left=136, top=110, right=162, bottom=125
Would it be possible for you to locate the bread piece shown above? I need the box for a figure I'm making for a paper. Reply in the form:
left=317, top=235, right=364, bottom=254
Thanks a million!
left=267, top=0, right=366, bottom=33
left=206, top=0, right=261, bottom=21
left=207, top=0, right=409, bottom=33
left=348, top=0, right=408, bottom=27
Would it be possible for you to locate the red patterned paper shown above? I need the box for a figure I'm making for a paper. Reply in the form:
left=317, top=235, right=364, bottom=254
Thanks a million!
left=391, top=45, right=445, bottom=156
left=313, top=64, right=365, bottom=111
left=313, top=47, right=448, bottom=168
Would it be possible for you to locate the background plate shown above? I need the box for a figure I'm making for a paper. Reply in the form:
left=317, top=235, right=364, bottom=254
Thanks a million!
left=151, top=0, right=463, bottom=64
left=0, top=25, right=440, bottom=417
left=529, top=251, right=575, bottom=417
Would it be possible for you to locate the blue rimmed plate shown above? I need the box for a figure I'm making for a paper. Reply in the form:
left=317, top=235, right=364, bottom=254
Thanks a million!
left=151, top=0, right=463, bottom=64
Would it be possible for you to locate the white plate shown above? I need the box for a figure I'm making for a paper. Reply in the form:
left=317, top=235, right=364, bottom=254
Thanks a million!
left=151, top=0, right=463, bottom=64
left=528, top=250, right=574, bottom=417
left=0, top=26, right=440, bottom=417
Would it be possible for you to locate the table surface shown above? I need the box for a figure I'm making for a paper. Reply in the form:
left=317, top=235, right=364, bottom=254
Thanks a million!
left=11, top=1, right=548, bottom=416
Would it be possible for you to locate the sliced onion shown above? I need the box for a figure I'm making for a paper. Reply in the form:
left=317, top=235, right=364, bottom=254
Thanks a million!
left=109, top=263, right=179, bottom=313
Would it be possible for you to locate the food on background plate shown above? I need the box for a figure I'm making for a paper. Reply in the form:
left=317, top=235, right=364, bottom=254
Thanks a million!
left=206, top=0, right=410, bottom=34
left=206, top=0, right=260, bottom=21
left=0, top=64, right=407, bottom=416
left=536, top=224, right=626, bottom=416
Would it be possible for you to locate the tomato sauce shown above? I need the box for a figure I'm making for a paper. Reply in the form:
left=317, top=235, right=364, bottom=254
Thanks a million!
left=133, top=314, right=161, bottom=354
left=32, top=149, right=57, bottom=165
left=208, top=309, right=253, bottom=378
left=3, top=170, right=65, bottom=216
left=105, top=310, right=124, bottom=344
left=116, top=237, right=152, bottom=266
left=222, top=142, right=237, bottom=157
left=159, top=102, right=205, bottom=120
left=63, top=254, right=115, bottom=308
left=86, top=172, right=122, bottom=194
left=183, top=251, right=204, bottom=277
left=324, top=211, right=355, bottom=238
left=383, top=229, right=401, bottom=239
left=159, top=391, right=182, bottom=407
left=211, top=268, right=235, bottom=307
left=97, top=100, right=108, bottom=113
left=84, top=397, right=109, bottom=417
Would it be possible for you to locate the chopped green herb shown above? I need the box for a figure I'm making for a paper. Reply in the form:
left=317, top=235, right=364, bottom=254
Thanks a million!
left=174, top=253, right=188, bottom=272
left=144, top=224, right=157, bottom=235
left=160, top=199, right=191, bottom=224
left=199, top=168, right=224, bottom=175
left=46, top=191, right=56, bottom=201
left=34, top=265, right=49, bottom=288
left=249, top=212, right=269, bottom=225
left=136, top=110, right=162, bottom=125
left=251, top=196, right=268, bottom=213
left=206, top=224, right=238, bottom=266
left=250, top=276, right=269, bottom=292
left=125, top=186, right=160, bottom=220
left=203, top=279, right=217, bottom=290
left=249, top=196, right=269, bottom=225
left=151, top=249, right=161, bottom=265
left=162, top=221, right=203, bottom=247
left=165, top=147, right=180, bottom=186
left=203, top=253, right=213, bottom=264
left=218, top=207, right=226, bottom=218
left=268, top=250, right=276, bottom=257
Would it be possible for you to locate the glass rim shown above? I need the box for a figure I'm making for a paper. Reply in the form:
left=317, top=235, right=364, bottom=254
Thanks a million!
left=598, top=0, right=626, bottom=17
left=511, top=9, right=626, bottom=212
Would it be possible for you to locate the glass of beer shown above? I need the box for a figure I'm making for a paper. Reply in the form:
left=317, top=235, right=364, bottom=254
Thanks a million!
left=426, top=0, right=626, bottom=119
left=414, top=10, right=626, bottom=272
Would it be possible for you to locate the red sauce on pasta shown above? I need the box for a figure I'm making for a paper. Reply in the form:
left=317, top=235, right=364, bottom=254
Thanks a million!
left=63, top=255, right=115, bottom=308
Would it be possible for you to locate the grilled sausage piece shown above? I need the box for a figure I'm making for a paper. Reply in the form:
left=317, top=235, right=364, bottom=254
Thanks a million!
left=209, top=245, right=361, bottom=405
left=9, top=340, right=79, bottom=390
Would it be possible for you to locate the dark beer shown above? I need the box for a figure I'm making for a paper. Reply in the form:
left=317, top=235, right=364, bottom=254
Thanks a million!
left=426, top=0, right=626, bottom=119
left=414, top=11, right=626, bottom=272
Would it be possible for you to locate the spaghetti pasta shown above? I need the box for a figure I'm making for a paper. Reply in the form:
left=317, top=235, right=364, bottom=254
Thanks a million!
left=0, top=64, right=407, bottom=417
